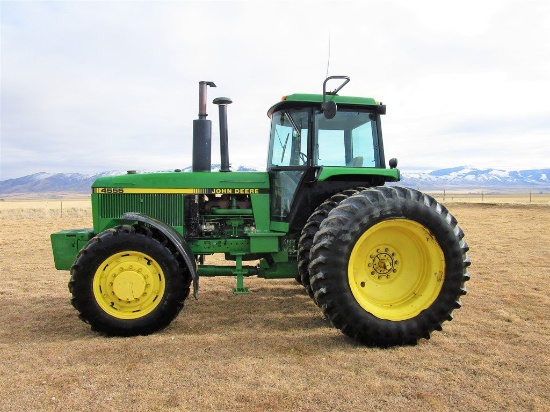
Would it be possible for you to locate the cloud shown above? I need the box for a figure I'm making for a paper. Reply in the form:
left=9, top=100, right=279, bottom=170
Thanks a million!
left=1, top=1, right=549, bottom=180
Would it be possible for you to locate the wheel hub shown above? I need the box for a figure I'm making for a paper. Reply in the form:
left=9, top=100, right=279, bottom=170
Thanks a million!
left=112, top=270, right=147, bottom=301
left=369, top=247, right=399, bottom=280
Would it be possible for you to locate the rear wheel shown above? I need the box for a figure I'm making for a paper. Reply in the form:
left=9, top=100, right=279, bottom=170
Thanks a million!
left=69, top=225, right=189, bottom=336
left=309, top=186, right=470, bottom=347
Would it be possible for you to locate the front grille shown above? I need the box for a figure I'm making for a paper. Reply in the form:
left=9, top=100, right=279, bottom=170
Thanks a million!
left=98, top=194, right=185, bottom=226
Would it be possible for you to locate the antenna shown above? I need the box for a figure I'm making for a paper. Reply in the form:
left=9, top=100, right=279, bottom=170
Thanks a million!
left=325, top=32, right=331, bottom=79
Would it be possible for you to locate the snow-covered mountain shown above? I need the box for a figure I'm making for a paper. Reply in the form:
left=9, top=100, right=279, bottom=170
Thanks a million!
left=0, top=171, right=119, bottom=195
left=1, top=166, right=548, bottom=195
left=397, top=167, right=549, bottom=190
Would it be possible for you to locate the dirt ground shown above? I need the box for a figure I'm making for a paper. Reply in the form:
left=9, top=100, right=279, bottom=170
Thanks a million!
left=0, top=202, right=549, bottom=411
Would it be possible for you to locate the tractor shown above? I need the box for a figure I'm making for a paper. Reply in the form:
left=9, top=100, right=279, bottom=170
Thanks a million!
left=51, top=76, right=470, bottom=347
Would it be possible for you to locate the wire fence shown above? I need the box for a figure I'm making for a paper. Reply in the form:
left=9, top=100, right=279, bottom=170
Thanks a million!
left=0, top=199, right=92, bottom=218
left=424, top=190, right=550, bottom=204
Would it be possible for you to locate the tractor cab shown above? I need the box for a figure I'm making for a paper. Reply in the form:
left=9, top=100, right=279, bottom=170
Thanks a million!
left=266, top=76, right=396, bottom=230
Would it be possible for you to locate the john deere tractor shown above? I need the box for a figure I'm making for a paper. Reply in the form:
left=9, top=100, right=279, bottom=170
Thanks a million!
left=51, top=76, right=470, bottom=347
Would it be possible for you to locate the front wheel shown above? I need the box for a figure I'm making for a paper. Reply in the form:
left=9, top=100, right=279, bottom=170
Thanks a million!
left=309, top=186, right=470, bottom=347
left=69, top=225, right=189, bottom=336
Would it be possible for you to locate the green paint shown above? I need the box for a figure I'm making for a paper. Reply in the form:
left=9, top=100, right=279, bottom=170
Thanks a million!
left=317, top=166, right=400, bottom=182
left=268, top=93, right=380, bottom=117
left=50, top=229, right=94, bottom=270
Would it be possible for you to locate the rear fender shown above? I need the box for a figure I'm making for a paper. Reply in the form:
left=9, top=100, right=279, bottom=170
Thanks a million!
left=122, top=212, right=199, bottom=299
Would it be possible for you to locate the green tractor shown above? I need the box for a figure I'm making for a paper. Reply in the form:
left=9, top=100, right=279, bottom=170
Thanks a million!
left=51, top=76, right=470, bottom=347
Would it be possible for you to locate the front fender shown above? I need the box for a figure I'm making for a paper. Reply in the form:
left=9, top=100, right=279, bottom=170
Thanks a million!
left=122, top=212, right=199, bottom=299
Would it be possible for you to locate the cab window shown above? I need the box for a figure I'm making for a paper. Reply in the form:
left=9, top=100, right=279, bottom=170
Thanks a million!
left=268, top=109, right=309, bottom=167
left=314, top=110, right=379, bottom=167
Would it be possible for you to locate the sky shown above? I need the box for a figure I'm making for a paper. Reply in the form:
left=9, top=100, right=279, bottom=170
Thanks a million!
left=1, top=0, right=549, bottom=180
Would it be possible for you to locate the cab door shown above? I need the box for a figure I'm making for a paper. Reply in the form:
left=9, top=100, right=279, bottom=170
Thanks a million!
left=267, top=109, right=310, bottom=220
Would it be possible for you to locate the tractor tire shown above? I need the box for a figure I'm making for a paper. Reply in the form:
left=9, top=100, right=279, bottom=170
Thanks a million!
left=69, top=225, right=190, bottom=336
left=297, top=189, right=364, bottom=297
left=309, top=186, right=470, bottom=347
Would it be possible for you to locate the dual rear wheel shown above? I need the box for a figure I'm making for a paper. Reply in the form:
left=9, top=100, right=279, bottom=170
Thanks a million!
left=300, top=186, right=470, bottom=346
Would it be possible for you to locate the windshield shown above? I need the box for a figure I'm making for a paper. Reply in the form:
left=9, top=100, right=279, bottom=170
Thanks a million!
left=268, top=109, right=309, bottom=167
left=314, top=110, right=380, bottom=167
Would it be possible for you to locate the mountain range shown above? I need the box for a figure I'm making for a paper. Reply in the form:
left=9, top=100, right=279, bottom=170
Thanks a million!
left=1, top=166, right=548, bottom=196
left=390, top=166, right=549, bottom=191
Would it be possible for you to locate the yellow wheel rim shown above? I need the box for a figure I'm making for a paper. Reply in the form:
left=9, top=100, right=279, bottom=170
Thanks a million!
left=348, top=219, right=445, bottom=321
left=93, top=251, right=165, bottom=319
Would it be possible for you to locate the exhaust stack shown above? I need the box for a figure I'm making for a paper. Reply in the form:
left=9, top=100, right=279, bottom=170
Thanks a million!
left=192, top=81, right=216, bottom=172
left=213, top=97, right=232, bottom=172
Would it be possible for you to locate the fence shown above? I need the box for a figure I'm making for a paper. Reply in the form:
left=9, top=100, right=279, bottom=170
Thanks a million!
left=424, top=190, right=550, bottom=204
left=0, top=199, right=92, bottom=218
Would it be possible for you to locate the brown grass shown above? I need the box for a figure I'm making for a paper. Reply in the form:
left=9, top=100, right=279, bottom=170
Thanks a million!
left=1, top=202, right=549, bottom=411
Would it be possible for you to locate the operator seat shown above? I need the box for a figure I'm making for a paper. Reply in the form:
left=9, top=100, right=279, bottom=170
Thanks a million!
left=347, top=156, right=364, bottom=167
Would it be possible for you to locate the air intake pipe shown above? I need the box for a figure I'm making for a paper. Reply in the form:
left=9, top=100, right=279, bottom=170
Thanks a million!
left=213, top=97, right=232, bottom=172
left=192, top=81, right=216, bottom=172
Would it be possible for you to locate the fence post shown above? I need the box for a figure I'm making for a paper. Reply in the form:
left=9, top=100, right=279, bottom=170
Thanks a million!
left=61, top=201, right=63, bottom=218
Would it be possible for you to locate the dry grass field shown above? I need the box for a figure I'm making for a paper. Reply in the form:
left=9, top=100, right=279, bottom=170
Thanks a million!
left=1, top=200, right=549, bottom=411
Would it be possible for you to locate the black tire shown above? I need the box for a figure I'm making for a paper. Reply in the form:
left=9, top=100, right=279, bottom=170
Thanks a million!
left=69, top=225, right=190, bottom=336
left=309, top=186, right=470, bottom=347
left=297, top=189, right=364, bottom=297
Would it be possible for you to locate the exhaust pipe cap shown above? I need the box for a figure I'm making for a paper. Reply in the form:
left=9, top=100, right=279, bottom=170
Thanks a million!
left=213, top=97, right=233, bottom=105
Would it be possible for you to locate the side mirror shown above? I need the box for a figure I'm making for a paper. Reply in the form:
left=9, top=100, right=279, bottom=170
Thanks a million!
left=389, top=158, right=398, bottom=169
left=322, top=75, right=349, bottom=120
left=324, top=101, right=337, bottom=119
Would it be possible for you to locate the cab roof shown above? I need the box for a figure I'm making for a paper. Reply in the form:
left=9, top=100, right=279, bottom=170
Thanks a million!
left=267, top=93, right=380, bottom=118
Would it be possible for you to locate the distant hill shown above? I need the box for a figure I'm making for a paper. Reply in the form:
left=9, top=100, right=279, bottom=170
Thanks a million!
left=395, top=167, right=549, bottom=191
left=1, top=166, right=548, bottom=196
